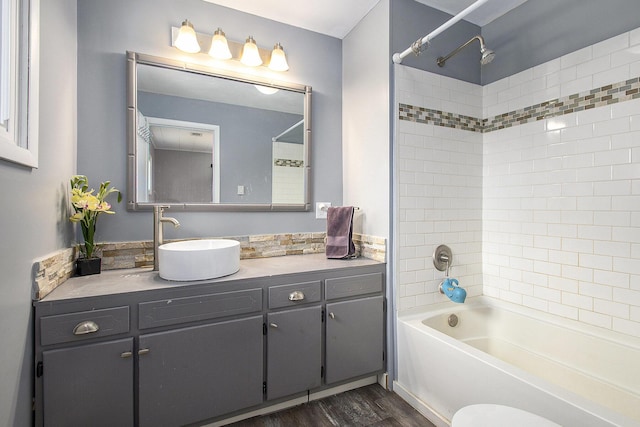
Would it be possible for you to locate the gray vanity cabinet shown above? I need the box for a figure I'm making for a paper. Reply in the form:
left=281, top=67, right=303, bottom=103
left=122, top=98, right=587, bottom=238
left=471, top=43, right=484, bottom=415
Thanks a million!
left=266, top=306, right=322, bottom=400
left=42, top=338, right=134, bottom=427
left=138, top=316, right=264, bottom=427
left=266, top=280, right=323, bottom=400
left=325, top=273, right=385, bottom=384
left=34, top=255, right=386, bottom=427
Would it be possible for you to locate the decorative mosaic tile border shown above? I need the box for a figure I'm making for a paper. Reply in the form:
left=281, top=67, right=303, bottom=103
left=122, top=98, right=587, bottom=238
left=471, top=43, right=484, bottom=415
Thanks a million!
left=399, top=76, right=640, bottom=133
left=33, top=233, right=386, bottom=300
left=398, top=104, right=483, bottom=132
left=274, top=159, right=304, bottom=168
left=485, top=77, right=640, bottom=132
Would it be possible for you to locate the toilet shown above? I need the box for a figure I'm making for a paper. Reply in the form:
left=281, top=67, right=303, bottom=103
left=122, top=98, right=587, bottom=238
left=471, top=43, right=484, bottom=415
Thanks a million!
left=452, top=404, right=562, bottom=427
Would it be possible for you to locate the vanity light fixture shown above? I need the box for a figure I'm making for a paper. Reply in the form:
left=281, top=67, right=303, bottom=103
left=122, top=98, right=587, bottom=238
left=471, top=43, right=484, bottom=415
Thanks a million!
left=241, top=36, right=263, bottom=67
left=174, top=19, right=201, bottom=53
left=268, top=43, right=289, bottom=72
left=172, top=22, right=290, bottom=71
left=208, top=28, right=232, bottom=59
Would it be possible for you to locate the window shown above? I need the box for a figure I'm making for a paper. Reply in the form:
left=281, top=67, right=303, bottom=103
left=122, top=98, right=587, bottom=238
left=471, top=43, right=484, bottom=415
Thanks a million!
left=0, top=0, right=38, bottom=168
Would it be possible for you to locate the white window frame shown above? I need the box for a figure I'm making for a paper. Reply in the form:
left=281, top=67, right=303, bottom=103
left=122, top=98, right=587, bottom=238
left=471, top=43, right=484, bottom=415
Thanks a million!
left=0, top=0, right=39, bottom=168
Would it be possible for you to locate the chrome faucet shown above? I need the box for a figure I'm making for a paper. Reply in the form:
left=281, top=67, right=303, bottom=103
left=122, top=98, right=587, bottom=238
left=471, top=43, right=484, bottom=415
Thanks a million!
left=153, top=205, right=180, bottom=271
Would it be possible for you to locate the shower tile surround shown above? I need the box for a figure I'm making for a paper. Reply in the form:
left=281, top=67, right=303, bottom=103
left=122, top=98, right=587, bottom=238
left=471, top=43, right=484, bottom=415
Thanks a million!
left=33, top=233, right=386, bottom=300
left=396, top=27, right=640, bottom=339
left=399, top=77, right=640, bottom=133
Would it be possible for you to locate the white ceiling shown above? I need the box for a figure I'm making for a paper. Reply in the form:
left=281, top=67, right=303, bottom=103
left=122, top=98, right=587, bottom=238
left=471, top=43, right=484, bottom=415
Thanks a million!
left=202, top=0, right=530, bottom=39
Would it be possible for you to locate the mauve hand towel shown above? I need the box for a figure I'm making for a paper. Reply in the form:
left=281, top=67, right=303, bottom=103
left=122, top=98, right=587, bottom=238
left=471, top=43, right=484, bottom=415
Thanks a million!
left=326, top=206, right=356, bottom=259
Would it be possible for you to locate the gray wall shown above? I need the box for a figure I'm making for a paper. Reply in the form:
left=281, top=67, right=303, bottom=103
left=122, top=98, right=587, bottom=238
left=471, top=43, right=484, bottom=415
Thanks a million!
left=390, top=0, right=482, bottom=84
left=391, top=0, right=640, bottom=86
left=0, top=0, right=76, bottom=425
left=138, top=92, right=302, bottom=204
left=77, top=0, right=342, bottom=241
left=482, top=0, right=640, bottom=84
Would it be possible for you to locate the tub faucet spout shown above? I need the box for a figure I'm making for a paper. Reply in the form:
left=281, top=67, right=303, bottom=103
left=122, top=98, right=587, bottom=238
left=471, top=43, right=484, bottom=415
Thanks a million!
left=153, top=205, right=180, bottom=271
left=439, top=277, right=467, bottom=303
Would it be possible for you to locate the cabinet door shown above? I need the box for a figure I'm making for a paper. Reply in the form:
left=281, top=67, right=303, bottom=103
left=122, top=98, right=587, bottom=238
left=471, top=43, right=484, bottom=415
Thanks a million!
left=138, top=316, right=263, bottom=427
left=42, top=338, right=134, bottom=427
left=325, top=296, right=384, bottom=384
left=267, top=306, right=322, bottom=400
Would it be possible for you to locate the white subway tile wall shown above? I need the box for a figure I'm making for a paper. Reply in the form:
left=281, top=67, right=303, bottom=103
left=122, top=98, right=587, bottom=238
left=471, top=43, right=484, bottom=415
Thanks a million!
left=396, top=26, right=640, bottom=339
left=395, top=66, right=484, bottom=311
left=272, top=141, right=305, bottom=204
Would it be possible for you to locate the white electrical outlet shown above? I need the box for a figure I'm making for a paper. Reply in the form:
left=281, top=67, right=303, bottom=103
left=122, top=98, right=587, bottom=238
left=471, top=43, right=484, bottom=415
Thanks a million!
left=315, top=202, right=331, bottom=219
left=237, top=185, right=245, bottom=195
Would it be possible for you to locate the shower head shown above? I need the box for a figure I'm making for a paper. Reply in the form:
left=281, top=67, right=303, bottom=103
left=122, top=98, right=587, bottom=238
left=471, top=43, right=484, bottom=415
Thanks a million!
left=437, top=35, right=495, bottom=67
left=480, top=46, right=495, bottom=65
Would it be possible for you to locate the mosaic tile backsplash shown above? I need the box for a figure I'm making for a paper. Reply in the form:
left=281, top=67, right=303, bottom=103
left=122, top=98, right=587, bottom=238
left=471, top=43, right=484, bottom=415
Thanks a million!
left=34, top=232, right=386, bottom=300
left=399, top=76, right=640, bottom=133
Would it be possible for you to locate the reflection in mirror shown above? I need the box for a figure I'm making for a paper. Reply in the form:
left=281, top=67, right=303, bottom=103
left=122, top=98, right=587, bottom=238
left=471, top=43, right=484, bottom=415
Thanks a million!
left=127, top=52, right=311, bottom=211
left=137, top=117, right=220, bottom=203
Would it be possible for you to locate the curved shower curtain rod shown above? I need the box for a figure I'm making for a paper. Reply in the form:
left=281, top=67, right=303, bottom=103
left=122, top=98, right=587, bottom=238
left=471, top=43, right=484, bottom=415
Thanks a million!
left=392, top=0, right=489, bottom=64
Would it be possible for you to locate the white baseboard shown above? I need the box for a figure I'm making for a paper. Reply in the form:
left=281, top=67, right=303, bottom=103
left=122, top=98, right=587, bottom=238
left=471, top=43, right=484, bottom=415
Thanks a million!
left=392, top=381, right=451, bottom=427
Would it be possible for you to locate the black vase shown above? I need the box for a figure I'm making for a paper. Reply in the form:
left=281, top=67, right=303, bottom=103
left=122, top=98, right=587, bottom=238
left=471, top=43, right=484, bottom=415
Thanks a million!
left=76, top=257, right=101, bottom=276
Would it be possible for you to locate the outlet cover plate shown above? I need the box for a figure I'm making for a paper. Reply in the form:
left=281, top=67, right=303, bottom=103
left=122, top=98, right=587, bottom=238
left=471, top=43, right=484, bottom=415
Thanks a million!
left=315, top=202, right=331, bottom=219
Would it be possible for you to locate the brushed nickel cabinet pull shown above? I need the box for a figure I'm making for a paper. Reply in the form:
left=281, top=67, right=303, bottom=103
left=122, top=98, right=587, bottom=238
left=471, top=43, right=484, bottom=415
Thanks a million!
left=138, top=348, right=150, bottom=356
left=288, top=291, right=305, bottom=301
left=72, top=321, right=100, bottom=336
left=120, top=351, right=133, bottom=358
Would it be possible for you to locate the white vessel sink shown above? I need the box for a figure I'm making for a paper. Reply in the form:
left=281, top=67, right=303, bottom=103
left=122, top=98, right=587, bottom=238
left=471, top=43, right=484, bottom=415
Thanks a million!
left=158, top=239, right=240, bottom=281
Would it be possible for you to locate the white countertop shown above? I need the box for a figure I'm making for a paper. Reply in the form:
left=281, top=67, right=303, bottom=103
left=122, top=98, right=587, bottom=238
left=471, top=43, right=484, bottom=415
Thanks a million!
left=38, top=254, right=384, bottom=302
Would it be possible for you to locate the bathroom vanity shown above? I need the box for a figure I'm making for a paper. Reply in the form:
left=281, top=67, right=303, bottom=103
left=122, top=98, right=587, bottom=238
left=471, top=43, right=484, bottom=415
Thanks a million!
left=33, top=254, right=385, bottom=427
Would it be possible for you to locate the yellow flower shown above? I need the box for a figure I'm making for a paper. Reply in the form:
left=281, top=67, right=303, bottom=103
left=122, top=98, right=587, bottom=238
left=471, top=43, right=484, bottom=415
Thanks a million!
left=69, top=212, right=84, bottom=223
left=69, top=175, right=122, bottom=258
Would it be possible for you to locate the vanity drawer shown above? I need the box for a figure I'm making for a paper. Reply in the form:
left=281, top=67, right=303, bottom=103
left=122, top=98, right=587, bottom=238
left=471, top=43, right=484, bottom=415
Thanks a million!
left=325, top=272, right=383, bottom=300
left=40, top=306, right=130, bottom=346
left=268, top=281, right=321, bottom=309
left=139, top=288, right=262, bottom=329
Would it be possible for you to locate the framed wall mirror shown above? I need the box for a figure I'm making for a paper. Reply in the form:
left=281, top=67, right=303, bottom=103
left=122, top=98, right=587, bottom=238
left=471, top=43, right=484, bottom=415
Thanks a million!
left=126, top=51, right=312, bottom=211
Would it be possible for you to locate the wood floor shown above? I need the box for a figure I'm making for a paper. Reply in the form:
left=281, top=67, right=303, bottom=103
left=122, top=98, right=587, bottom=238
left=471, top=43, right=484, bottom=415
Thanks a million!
left=226, top=384, right=436, bottom=427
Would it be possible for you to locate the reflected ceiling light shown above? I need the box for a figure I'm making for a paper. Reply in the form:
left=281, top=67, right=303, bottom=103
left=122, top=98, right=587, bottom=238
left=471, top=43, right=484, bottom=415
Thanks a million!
left=268, top=43, right=289, bottom=72
left=254, top=85, right=279, bottom=95
left=208, top=28, right=232, bottom=60
left=241, top=36, right=263, bottom=67
left=174, top=19, right=201, bottom=53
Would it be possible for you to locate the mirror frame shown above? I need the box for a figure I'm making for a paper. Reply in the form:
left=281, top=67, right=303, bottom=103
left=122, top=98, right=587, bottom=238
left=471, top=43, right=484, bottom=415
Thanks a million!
left=126, top=51, right=312, bottom=212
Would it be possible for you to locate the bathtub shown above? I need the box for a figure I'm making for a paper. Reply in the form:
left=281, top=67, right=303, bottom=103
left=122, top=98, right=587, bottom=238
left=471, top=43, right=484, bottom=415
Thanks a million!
left=394, top=297, right=640, bottom=427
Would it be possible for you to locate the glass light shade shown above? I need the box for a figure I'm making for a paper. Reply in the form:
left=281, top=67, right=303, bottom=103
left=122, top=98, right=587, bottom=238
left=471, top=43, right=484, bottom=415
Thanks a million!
left=208, top=28, right=232, bottom=60
left=268, top=43, right=289, bottom=72
left=241, top=36, right=262, bottom=67
left=254, top=85, right=279, bottom=95
left=175, top=20, right=200, bottom=53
